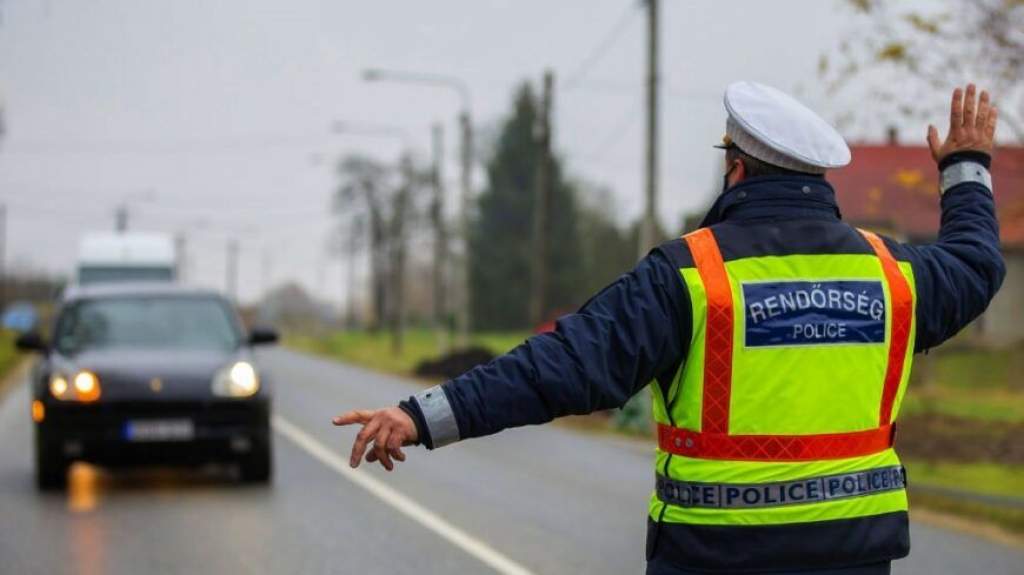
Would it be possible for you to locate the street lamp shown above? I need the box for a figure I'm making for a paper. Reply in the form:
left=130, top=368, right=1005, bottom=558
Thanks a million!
left=362, top=68, right=474, bottom=348
left=361, top=70, right=471, bottom=114
left=330, top=121, right=411, bottom=146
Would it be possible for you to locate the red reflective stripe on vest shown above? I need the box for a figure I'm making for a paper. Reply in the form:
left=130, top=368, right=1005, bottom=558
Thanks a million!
left=684, top=228, right=733, bottom=434
left=657, top=423, right=895, bottom=462
left=858, top=229, right=913, bottom=426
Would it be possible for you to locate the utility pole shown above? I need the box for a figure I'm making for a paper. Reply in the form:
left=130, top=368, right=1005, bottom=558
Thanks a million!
left=430, top=122, right=449, bottom=353
left=342, top=214, right=366, bottom=330
left=260, top=246, right=272, bottom=301
left=226, top=239, right=239, bottom=301
left=174, top=233, right=187, bottom=283
left=529, top=71, right=554, bottom=327
left=638, top=0, right=660, bottom=259
left=455, top=112, right=473, bottom=348
left=390, top=157, right=413, bottom=356
left=346, top=225, right=359, bottom=329
left=115, top=204, right=129, bottom=233
left=0, top=203, right=6, bottom=311
left=0, top=101, right=5, bottom=309
left=0, top=100, right=5, bottom=309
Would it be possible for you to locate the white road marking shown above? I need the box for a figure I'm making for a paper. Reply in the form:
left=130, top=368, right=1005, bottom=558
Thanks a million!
left=272, top=415, right=537, bottom=575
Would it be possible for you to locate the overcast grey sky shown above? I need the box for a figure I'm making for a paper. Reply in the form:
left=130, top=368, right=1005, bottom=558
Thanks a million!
left=0, top=0, right=923, bottom=306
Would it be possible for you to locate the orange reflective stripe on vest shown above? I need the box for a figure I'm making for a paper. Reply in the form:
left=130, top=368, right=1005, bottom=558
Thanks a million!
left=658, top=227, right=912, bottom=462
left=685, top=227, right=734, bottom=435
left=859, top=230, right=913, bottom=426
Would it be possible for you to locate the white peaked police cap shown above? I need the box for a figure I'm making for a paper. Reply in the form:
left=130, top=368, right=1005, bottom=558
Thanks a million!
left=719, top=81, right=851, bottom=174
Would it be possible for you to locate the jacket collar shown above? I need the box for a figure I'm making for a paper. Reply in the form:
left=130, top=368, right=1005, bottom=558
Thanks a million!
left=699, top=176, right=842, bottom=228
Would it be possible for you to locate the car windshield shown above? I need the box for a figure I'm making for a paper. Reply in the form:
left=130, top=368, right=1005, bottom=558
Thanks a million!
left=55, top=296, right=241, bottom=355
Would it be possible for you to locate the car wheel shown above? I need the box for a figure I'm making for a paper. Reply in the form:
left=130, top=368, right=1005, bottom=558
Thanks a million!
left=35, top=433, right=68, bottom=491
left=240, top=439, right=272, bottom=483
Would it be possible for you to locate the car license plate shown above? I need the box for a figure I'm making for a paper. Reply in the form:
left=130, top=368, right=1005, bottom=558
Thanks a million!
left=123, top=419, right=195, bottom=442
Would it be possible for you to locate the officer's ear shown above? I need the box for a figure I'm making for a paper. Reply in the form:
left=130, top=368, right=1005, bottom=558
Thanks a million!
left=727, top=158, right=746, bottom=187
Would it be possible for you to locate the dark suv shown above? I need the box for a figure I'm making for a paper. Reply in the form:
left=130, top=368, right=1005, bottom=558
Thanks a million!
left=17, top=283, right=278, bottom=489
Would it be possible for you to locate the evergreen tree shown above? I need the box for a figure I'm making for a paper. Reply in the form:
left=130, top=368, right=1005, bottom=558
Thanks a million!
left=575, top=185, right=638, bottom=298
left=469, top=83, right=585, bottom=330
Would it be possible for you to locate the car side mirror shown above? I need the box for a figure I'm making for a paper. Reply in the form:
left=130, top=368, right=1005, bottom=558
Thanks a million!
left=15, top=332, right=47, bottom=353
left=248, top=326, right=279, bottom=346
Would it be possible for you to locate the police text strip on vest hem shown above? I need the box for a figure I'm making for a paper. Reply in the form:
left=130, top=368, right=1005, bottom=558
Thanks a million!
left=655, top=465, right=906, bottom=509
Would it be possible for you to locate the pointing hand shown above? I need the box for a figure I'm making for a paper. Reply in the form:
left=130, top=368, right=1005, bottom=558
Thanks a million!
left=333, top=407, right=418, bottom=471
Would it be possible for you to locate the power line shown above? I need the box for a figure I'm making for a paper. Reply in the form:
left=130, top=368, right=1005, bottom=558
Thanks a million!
left=0, top=196, right=337, bottom=240
left=0, top=134, right=330, bottom=157
left=0, top=195, right=295, bottom=221
left=577, top=102, right=642, bottom=163
left=0, top=126, right=426, bottom=158
left=562, top=2, right=642, bottom=91
left=0, top=198, right=109, bottom=222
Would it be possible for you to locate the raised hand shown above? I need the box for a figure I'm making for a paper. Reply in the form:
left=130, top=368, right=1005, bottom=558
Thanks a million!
left=927, top=83, right=998, bottom=164
left=333, top=407, right=418, bottom=471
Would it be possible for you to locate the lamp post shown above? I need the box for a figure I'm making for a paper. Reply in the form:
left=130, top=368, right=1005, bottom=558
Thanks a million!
left=362, top=68, right=474, bottom=348
left=330, top=121, right=410, bottom=145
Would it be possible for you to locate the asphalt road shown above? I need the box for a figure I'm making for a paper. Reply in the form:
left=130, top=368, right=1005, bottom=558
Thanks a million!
left=0, top=347, right=1020, bottom=574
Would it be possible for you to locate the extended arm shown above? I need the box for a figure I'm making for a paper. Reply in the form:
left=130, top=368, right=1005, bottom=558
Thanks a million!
left=406, top=250, right=691, bottom=448
left=333, top=249, right=692, bottom=468
left=893, top=85, right=1006, bottom=351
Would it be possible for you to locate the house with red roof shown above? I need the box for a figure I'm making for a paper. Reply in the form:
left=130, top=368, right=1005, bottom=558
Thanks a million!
left=830, top=143, right=1024, bottom=345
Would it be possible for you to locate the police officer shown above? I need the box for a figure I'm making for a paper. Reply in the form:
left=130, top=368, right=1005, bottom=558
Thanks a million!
left=334, top=82, right=1004, bottom=575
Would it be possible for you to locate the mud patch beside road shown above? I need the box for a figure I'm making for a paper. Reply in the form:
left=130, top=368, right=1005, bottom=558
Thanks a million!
left=897, top=413, right=1024, bottom=464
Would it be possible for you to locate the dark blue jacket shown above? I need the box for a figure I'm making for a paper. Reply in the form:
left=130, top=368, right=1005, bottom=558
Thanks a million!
left=406, top=158, right=1003, bottom=445
left=400, top=154, right=1003, bottom=573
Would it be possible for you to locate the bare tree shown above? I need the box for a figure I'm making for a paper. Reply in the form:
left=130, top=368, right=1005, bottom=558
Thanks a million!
left=328, top=213, right=367, bottom=329
left=334, top=156, right=392, bottom=332
left=334, top=153, right=433, bottom=354
left=821, top=0, right=1024, bottom=142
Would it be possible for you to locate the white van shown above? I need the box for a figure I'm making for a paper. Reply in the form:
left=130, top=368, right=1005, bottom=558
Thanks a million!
left=77, top=232, right=177, bottom=285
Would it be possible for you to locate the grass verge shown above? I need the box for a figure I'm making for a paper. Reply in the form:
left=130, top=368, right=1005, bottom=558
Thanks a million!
left=910, top=490, right=1024, bottom=540
left=0, top=330, right=20, bottom=377
left=901, top=387, right=1024, bottom=423
left=904, top=459, right=1024, bottom=538
left=284, top=328, right=529, bottom=377
left=904, top=460, right=1024, bottom=500
left=0, top=330, right=28, bottom=401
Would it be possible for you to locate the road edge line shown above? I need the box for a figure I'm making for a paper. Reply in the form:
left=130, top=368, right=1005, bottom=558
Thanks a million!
left=271, top=414, right=537, bottom=575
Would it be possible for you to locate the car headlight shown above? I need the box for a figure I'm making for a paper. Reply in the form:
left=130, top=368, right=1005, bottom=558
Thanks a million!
left=212, top=361, right=260, bottom=397
left=49, top=371, right=101, bottom=402
left=49, top=375, right=68, bottom=398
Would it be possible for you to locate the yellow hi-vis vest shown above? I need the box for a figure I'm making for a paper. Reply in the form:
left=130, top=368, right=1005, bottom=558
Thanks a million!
left=649, top=227, right=915, bottom=527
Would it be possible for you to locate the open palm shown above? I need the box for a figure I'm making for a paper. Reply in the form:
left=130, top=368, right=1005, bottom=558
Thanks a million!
left=927, top=84, right=998, bottom=163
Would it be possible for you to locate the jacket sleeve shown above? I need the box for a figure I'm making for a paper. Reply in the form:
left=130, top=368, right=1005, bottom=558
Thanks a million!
left=401, top=248, right=692, bottom=448
left=887, top=152, right=1006, bottom=352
